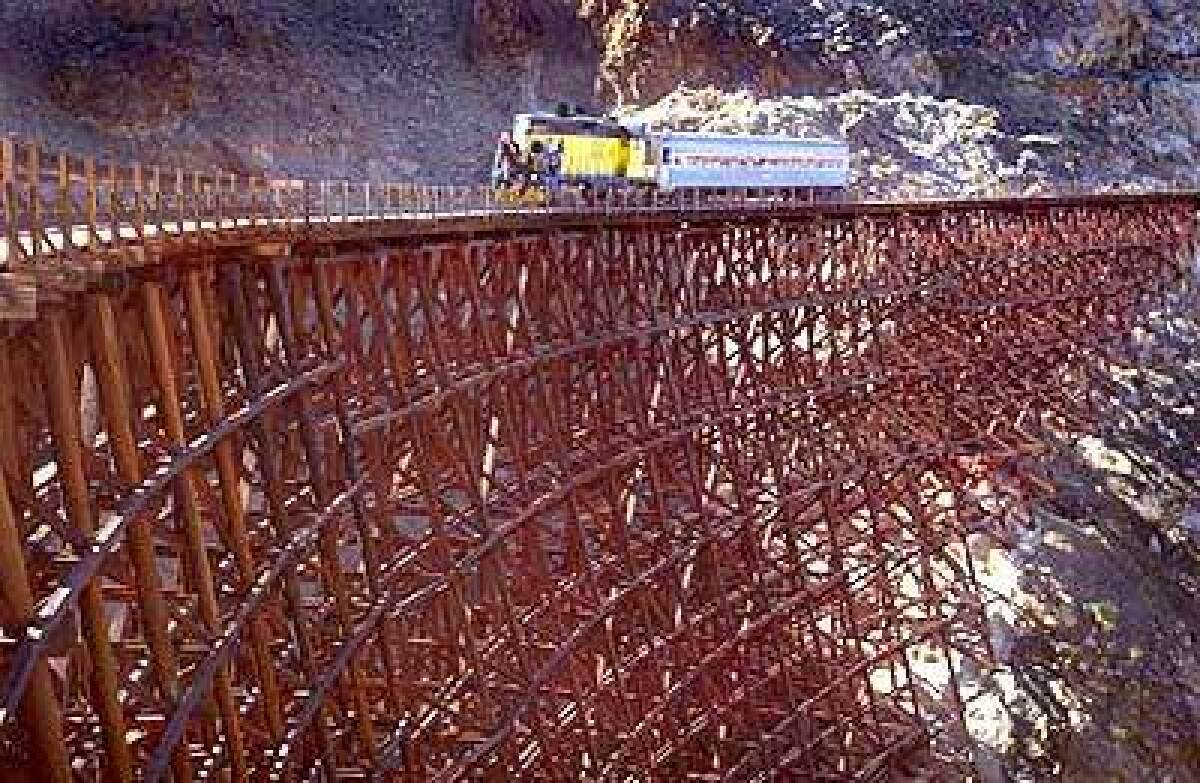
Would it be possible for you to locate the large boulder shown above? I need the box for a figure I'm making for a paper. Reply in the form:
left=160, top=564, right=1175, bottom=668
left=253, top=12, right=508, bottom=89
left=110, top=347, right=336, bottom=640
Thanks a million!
left=1049, top=0, right=1200, bottom=72
left=872, top=45, right=943, bottom=95
left=1146, top=76, right=1200, bottom=162
left=466, top=0, right=569, bottom=60
left=46, top=18, right=198, bottom=133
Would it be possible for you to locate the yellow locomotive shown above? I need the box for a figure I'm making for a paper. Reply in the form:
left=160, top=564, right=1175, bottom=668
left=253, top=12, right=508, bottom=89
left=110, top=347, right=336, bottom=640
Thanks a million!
left=493, top=113, right=652, bottom=203
left=513, top=113, right=653, bottom=186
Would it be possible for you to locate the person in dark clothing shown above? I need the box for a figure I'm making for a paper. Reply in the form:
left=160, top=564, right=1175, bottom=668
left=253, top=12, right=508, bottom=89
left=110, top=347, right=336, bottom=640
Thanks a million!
left=492, top=132, right=522, bottom=189
left=527, top=140, right=546, bottom=190
left=545, top=141, right=564, bottom=194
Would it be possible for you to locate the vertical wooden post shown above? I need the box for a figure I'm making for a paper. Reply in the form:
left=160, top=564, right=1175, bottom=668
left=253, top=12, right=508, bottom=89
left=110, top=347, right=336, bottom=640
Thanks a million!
left=213, top=168, right=223, bottom=232
left=263, top=263, right=377, bottom=761
left=279, top=177, right=290, bottom=223
left=312, top=264, right=402, bottom=720
left=219, top=265, right=338, bottom=775
left=0, top=353, right=70, bottom=783
left=83, top=157, right=98, bottom=249
left=228, top=172, right=238, bottom=229
left=191, top=170, right=201, bottom=234
left=132, top=163, right=145, bottom=241
left=174, top=168, right=185, bottom=236
left=182, top=271, right=285, bottom=743
left=106, top=162, right=119, bottom=248
left=56, top=153, right=70, bottom=252
left=149, top=166, right=161, bottom=239
left=247, top=176, right=258, bottom=227
left=26, top=141, right=41, bottom=258
left=0, top=345, right=18, bottom=482
left=39, top=312, right=133, bottom=783
left=89, top=292, right=192, bottom=783
left=2, top=137, right=19, bottom=260
left=141, top=281, right=248, bottom=778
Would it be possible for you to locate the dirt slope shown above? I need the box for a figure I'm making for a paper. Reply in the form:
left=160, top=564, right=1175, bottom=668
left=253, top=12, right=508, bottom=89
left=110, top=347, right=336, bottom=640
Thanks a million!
left=0, top=0, right=598, bottom=181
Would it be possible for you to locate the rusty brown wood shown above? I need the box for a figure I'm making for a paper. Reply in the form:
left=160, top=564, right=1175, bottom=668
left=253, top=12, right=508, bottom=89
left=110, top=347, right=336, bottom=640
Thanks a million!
left=89, top=292, right=193, bottom=782
left=0, top=428, right=70, bottom=783
left=25, top=141, right=40, bottom=259
left=182, top=269, right=286, bottom=743
left=0, top=344, right=19, bottom=486
left=0, top=129, right=1196, bottom=781
left=218, top=263, right=340, bottom=776
left=264, top=263, right=378, bottom=762
left=2, top=137, right=18, bottom=259
left=312, top=262, right=405, bottom=721
left=39, top=312, right=134, bottom=783
left=141, top=280, right=249, bottom=779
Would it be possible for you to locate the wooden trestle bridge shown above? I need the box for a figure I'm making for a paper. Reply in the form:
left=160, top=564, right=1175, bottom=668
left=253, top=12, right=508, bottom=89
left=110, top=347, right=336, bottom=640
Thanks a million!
left=0, top=134, right=1196, bottom=781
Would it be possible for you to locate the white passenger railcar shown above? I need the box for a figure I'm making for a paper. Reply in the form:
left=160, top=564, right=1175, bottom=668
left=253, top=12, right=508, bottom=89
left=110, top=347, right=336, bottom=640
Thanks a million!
left=633, top=131, right=851, bottom=196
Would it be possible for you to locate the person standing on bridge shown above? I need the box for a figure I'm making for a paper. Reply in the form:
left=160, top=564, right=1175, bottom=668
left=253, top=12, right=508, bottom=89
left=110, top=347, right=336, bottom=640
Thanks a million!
left=526, top=140, right=546, bottom=191
left=544, top=141, right=564, bottom=202
left=492, top=132, right=522, bottom=190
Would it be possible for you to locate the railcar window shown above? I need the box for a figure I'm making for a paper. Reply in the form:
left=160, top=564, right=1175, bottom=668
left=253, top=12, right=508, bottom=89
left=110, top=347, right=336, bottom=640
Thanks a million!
left=653, top=145, right=848, bottom=169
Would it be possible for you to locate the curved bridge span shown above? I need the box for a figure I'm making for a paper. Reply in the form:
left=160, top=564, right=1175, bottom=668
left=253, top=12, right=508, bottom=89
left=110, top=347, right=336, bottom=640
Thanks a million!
left=0, top=138, right=1196, bottom=781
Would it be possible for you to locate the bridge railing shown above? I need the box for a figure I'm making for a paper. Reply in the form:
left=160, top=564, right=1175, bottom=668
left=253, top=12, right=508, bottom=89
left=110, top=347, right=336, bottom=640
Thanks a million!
left=0, top=134, right=837, bottom=263
left=3, top=133, right=1199, bottom=269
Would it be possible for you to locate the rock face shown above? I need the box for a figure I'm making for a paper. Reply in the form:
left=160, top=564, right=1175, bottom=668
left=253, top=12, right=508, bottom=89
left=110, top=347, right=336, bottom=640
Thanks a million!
left=466, top=0, right=564, bottom=60
left=3, top=0, right=1199, bottom=189
left=464, top=0, right=597, bottom=110
left=566, top=0, right=1200, bottom=189
left=578, top=1, right=840, bottom=105
left=0, top=0, right=600, bottom=179
left=578, top=2, right=837, bottom=105
left=47, top=24, right=197, bottom=134
left=573, top=0, right=1179, bottom=99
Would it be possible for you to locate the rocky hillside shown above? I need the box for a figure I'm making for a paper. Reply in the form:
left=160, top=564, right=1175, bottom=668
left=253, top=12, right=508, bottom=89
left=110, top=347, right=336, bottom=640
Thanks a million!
left=584, top=0, right=1200, bottom=192
left=0, top=0, right=597, bottom=181
left=964, top=291, right=1200, bottom=782
left=2, top=0, right=1198, bottom=191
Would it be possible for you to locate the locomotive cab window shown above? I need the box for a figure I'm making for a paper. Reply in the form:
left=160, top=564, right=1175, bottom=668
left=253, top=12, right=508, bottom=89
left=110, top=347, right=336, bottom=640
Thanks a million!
left=527, top=117, right=629, bottom=139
